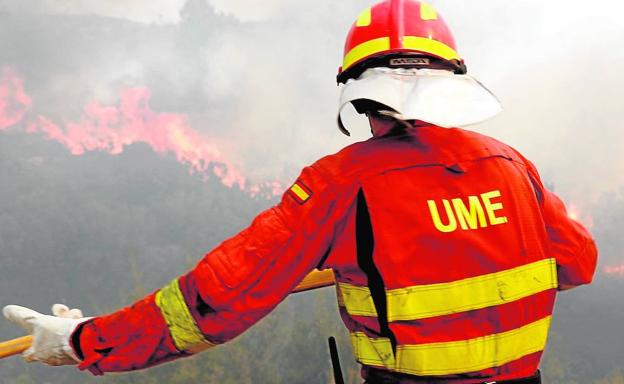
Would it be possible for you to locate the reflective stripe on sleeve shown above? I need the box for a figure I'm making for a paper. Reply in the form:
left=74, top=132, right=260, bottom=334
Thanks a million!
left=339, top=258, right=557, bottom=321
left=155, top=278, right=214, bottom=352
left=351, top=315, right=552, bottom=376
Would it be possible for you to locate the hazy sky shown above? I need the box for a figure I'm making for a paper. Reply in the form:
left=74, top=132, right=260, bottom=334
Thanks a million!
left=1, top=0, right=622, bottom=208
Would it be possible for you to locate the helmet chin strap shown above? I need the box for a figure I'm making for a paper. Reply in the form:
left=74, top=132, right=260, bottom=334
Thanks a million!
left=337, top=98, right=404, bottom=137
left=337, top=114, right=351, bottom=137
left=337, top=99, right=427, bottom=137
left=336, top=102, right=411, bottom=137
left=337, top=108, right=417, bottom=138
left=376, top=110, right=413, bottom=130
left=369, top=111, right=419, bottom=137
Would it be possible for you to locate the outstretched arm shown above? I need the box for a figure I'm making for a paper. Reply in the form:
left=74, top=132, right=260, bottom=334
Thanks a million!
left=69, top=164, right=346, bottom=375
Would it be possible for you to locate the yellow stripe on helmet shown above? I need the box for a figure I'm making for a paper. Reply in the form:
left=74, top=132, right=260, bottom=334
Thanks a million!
left=155, top=279, right=215, bottom=353
left=356, top=7, right=372, bottom=27
left=339, top=258, right=557, bottom=321
left=342, top=35, right=460, bottom=74
left=402, top=36, right=460, bottom=61
left=342, top=37, right=390, bottom=72
left=351, top=315, right=552, bottom=376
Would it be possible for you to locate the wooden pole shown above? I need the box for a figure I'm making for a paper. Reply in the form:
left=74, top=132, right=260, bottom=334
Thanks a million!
left=292, top=268, right=335, bottom=293
left=0, top=335, right=33, bottom=359
left=0, top=269, right=335, bottom=360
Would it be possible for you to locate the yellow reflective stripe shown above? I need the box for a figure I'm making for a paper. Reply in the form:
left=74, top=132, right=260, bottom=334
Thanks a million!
left=402, top=36, right=460, bottom=61
left=339, top=258, right=557, bottom=321
left=290, top=183, right=310, bottom=201
left=155, top=279, right=214, bottom=352
left=351, top=333, right=395, bottom=368
left=338, top=282, right=377, bottom=316
left=335, top=284, right=345, bottom=307
left=356, top=7, right=372, bottom=27
left=420, top=2, right=438, bottom=20
left=351, top=316, right=552, bottom=376
left=388, top=258, right=557, bottom=321
left=343, top=37, right=390, bottom=71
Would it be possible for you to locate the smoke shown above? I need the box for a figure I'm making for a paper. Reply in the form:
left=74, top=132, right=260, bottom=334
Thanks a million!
left=0, top=67, right=32, bottom=130
left=566, top=203, right=594, bottom=229
left=0, top=0, right=622, bottom=214
left=444, top=0, right=624, bottom=203
left=0, top=0, right=187, bottom=24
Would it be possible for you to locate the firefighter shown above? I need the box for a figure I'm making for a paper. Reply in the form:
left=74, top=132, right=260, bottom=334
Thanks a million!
left=4, top=1, right=597, bottom=383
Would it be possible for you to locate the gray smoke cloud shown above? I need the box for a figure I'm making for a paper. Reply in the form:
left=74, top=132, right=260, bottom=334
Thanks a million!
left=449, top=0, right=624, bottom=204
left=0, top=0, right=186, bottom=23
left=2, top=0, right=621, bottom=202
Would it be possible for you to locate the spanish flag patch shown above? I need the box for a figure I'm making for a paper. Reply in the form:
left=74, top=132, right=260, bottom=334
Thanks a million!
left=289, top=180, right=312, bottom=204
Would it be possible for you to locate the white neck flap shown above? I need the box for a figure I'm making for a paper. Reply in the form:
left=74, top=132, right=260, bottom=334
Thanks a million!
left=337, top=68, right=502, bottom=135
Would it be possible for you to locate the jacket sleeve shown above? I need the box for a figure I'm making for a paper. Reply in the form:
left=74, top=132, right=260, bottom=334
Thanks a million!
left=73, top=163, right=347, bottom=375
left=521, top=157, right=598, bottom=290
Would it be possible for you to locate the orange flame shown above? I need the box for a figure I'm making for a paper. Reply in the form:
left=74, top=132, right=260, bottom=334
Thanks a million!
left=0, top=67, right=32, bottom=130
left=566, top=203, right=594, bottom=229
left=1, top=68, right=283, bottom=197
left=604, top=264, right=624, bottom=277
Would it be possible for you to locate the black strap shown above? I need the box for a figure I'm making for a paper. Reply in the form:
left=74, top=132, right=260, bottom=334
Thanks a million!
left=363, top=367, right=541, bottom=384
left=328, top=337, right=345, bottom=384
left=356, top=189, right=397, bottom=352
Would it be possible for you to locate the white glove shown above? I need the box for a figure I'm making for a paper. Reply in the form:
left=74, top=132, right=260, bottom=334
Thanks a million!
left=3, top=304, right=92, bottom=366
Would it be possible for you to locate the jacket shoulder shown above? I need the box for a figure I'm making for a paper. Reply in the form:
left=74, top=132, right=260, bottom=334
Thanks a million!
left=454, top=128, right=515, bottom=150
left=310, top=139, right=380, bottom=185
left=309, top=128, right=537, bottom=184
left=451, top=128, right=528, bottom=162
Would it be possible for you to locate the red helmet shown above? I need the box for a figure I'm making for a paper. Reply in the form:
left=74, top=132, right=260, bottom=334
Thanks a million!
left=337, top=0, right=465, bottom=84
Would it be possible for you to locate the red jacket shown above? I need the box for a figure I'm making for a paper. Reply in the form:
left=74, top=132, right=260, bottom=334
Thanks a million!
left=73, top=126, right=597, bottom=382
